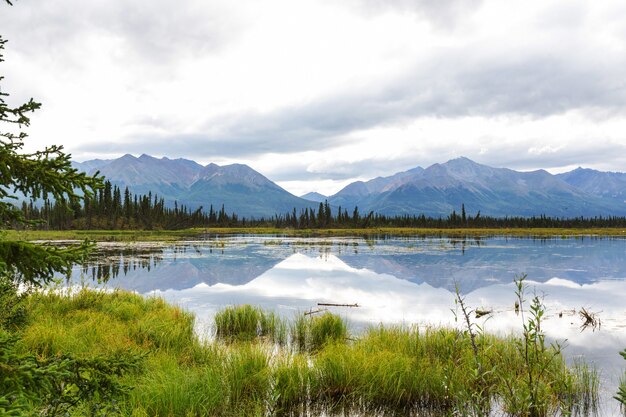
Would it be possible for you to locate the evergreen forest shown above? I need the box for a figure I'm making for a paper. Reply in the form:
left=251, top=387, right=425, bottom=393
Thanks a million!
left=14, top=180, right=626, bottom=231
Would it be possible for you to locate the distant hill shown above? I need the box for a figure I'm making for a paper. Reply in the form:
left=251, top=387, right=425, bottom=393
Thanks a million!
left=74, top=154, right=316, bottom=218
left=329, top=166, right=424, bottom=210
left=557, top=167, right=626, bottom=204
left=328, top=157, right=626, bottom=217
left=300, top=192, right=328, bottom=203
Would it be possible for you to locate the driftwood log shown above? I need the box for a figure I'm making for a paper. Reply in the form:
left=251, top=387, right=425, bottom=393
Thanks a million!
left=317, top=303, right=360, bottom=308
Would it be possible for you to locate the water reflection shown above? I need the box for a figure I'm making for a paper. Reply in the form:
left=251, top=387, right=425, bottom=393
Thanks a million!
left=74, top=236, right=626, bottom=294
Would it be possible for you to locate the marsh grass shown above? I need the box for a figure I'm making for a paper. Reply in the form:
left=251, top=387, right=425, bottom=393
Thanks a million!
left=616, top=349, right=626, bottom=413
left=15, top=289, right=603, bottom=417
left=215, top=304, right=286, bottom=344
left=8, top=227, right=626, bottom=243
left=309, top=312, right=348, bottom=350
left=20, top=288, right=194, bottom=358
left=572, top=360, right=600, bottom=415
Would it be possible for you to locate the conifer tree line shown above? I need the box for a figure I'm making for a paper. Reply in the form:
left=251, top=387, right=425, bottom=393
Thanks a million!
left=16, top=187, right=626, bottom=230
left=16, top=180, right=237, bottom=230
left=270, top=202, right=626, bottom=229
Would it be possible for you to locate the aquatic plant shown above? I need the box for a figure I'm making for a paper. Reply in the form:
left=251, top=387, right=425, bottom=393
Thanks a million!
left=214, top=304, right=285, bottom=344
left=452, top=275, right=600, bottom=417
left=289, top=311, right=348, bottom=352
left=454, top=286, right=493, bottom=416
left=617, top=349, right=626, bottom=411
left=309, top=312, right=348, bottom=351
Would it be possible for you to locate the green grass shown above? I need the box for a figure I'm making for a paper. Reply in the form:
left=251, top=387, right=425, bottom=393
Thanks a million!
left=215, top=304, right=286, bottom=344
left=20, top=288, right=194, bottom=358
left=288, top=311, right=349, bottom=352
left=3, top=228, right=205, bottom=242
left=6, top=226, right=626, bottom=242
left=12, top=290, right=603, bottom=416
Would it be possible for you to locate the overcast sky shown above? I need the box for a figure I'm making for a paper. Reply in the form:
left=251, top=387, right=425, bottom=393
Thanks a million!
left=2, top=0, right=626, bottom=195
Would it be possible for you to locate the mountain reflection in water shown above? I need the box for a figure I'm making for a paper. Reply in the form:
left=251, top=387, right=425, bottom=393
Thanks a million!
left=74, top=235, right=626, bottom=294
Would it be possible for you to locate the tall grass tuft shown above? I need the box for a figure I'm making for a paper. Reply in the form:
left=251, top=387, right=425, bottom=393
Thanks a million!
left=289, top=311, right=348, bottom=352
left=616, top=349, right=626, bottom=412
left=224, top=343, right=271, bottom=412
left=127, top=352, right=225, bottom=416
left=571, top=360, right=600, bottom=415
left=290, top=313, right=309, bottom=352
left=215, top=304, right=285, bottom=344
left=272, top=352, right=313, bottom=411
left=309, top=312, right=348, bottom=351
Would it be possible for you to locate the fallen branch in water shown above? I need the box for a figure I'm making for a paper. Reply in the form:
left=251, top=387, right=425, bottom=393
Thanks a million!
left=317, top=303, right=360, bottom=308
left=475, top=309, right=492, bottom=318
left=304, top=308, right=327, bottom=316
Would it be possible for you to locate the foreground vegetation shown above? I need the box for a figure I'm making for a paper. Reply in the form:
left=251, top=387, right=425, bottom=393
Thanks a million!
left=1, top=285, right=608, bottom=416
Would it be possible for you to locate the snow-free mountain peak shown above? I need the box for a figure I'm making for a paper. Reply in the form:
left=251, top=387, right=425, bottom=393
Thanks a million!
left=328, top=157, right=626, bottom=217
left=74, top=154, right=317, bottom=218
left=74, top=154, right=626, bottom=218
left=300, top=192, right=328, bottom=203
left=557, top=167, right=626, bottom=202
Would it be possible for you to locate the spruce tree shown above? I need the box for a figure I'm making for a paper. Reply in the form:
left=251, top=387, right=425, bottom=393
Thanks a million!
left=1, top=32, right=102, bottom=286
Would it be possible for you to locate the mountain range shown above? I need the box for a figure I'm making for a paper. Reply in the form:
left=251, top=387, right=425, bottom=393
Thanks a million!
left=72, top=154, right=317, bottom=218
left=324, top=157, right=626, bottom=217
left=73, top=154, right=626, bottom=218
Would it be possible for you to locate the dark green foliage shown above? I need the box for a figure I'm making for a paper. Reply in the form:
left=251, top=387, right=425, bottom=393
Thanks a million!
left=270, top=204, right=626, bottom=230
left=0, top=330, right=142, bottom=416
left=18, top=187, right=626, bottom=231
left=0, top=273, right=27, bottom=329
left=0, top=240, right=92, bottom=286
left=19, top=181, right=213, bottom=230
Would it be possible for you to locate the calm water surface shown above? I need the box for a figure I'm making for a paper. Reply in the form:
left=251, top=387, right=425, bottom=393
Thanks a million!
left=67, top=235, right=626, bottom=415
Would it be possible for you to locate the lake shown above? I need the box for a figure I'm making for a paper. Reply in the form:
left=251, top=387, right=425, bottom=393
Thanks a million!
left=66, top=234, right=626, bottom=415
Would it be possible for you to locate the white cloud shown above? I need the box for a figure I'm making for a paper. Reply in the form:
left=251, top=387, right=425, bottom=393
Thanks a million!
left=2, top=0, right=626, bottom=195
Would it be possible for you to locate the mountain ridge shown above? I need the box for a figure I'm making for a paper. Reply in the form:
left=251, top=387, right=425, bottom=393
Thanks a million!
left=73, top=154, right=626, bottom=218
left=327, top=157, right=625, bottom=217
left=73, top=154, right=317, bottom=218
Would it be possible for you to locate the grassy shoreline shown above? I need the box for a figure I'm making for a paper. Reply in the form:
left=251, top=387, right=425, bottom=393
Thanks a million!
left=6, top=288, right=601, bottom=416
left=4, top=226, right=626, bottom=241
